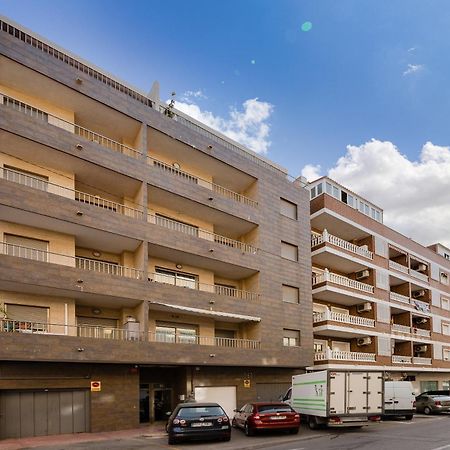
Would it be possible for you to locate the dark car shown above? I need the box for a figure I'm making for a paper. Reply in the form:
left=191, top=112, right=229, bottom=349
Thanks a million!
left=421, top=390, right=450, bottom=397
left=232, top=402, right=300, bottom=436
left=166, top=402, right=231, bottom=445
left=415, top=394, right=450, bottom=415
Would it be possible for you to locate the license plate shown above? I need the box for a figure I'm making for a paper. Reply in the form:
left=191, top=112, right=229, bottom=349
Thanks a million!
left=191, top=422, right=212, bottom=427
left=271, top=415, right=286, bottom=420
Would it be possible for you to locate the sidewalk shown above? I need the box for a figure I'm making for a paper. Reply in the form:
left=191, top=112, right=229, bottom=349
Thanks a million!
left=0, top=423, right=166, bottom=450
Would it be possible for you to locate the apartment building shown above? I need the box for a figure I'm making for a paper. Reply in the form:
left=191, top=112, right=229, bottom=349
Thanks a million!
left=0, top=17, right=313, bottom=438
left=309, top=176, right=450, bottom=393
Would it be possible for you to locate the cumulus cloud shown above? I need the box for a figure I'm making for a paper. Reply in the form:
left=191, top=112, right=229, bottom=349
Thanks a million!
left=403, top=63, right=424, bottom=76
left=306, top=140, right=450, bottom=247
left=173, top=98, right=274, bottom=154
left=181, top=90, right=207, bottom=102
left=301, top=164, right=322, bottom=181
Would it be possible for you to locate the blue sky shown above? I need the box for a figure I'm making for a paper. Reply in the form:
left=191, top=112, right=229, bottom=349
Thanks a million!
left=1, top=1, right=450, bottom=245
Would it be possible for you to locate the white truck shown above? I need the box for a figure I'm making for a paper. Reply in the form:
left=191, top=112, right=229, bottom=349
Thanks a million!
left=283, top=370, right=384, bottom=428
left=383, top=381, right=415, bottom=420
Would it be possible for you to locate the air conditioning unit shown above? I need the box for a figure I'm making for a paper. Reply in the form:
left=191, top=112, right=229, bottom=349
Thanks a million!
left=357, top=302, right=373, bottom=313
left=415, top=345, right=428, bottom=353
left=355, top=269, right=370, bottom=280
left=415, top=263, right=427, bottom=272
left=412, top=290, right=426, bottom=299
left=357, top=337, right=372, bottom=346
left=413, top=317, right=428, bottom=324
left=360, top=245, right=369, bottom=251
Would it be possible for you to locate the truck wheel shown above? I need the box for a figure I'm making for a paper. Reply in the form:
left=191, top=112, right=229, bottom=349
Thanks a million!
left=244, top=422, right=254, bottom=436
left=405, top=414, right=413, bottom=421
left=423, top=407, right=432, bottom=415
left=308, top=416, right=319, bottom=430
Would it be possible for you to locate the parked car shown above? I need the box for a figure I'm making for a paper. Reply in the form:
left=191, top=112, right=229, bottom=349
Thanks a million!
left=232, top=402, right=300, bottom=436
left=421, top=390, right=450, bottom=397
left=166, top=402, right=231, bottom=445
left=415, top=394, right=450, bottom=415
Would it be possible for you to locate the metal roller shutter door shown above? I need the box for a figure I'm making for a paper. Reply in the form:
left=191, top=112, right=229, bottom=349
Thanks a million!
left=256, top=382, right=291, bottom=402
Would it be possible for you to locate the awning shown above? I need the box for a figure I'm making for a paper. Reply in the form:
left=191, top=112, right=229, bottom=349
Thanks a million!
left=148, top=301, right=261, bottom=322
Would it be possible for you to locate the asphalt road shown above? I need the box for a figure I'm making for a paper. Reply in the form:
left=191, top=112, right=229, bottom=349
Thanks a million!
left=27, top=416, right=450, bottom=450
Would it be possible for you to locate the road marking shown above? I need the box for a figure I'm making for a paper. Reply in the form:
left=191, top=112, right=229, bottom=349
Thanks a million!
left=288, top=448, right=305, bottom=450
left=430, top=445, right=450, bottom=450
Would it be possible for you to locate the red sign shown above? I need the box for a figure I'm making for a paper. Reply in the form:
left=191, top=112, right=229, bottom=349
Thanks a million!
left=91, top=381, right=101, bottom=392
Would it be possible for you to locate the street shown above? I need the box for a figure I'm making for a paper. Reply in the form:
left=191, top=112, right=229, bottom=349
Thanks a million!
left=23, top=415, right=450, bottom=450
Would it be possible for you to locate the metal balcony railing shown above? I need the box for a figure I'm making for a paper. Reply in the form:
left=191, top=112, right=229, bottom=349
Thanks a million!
left=312, top=269, right=374, bottom=294
left=313, top=310, right=375, bottom=327
left=392, top=355, right=412, bottom=364
left=147, top=213, right=257, bottom=254
left=1, top=167, right=144, bottom=219
left=314, top=349, right=376, bottom=362
left=1, top=242, right=142, bottom=279
left=147, top=156, right=258, bottom=207
left=311, top=229, right=373, bottom=259
left=0, top=319, right=260, bottom=349
left=148, top=271, right=260, bottom=301
left=1, top=93, right=141, bottom=159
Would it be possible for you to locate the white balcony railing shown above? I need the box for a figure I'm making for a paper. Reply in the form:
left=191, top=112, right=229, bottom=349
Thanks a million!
left=390, top=291, right=410, bottom=304
left=1, top=93, right=141, bottom=159
left=391, top=323, right=411, bottom=334
left=147, top=156, right=258, bottom=208
left=311, top=229, right=373, bottom=259
left=314, top=349, right=376, bottom=362
left=412, top=328, right=431, bottom=338
left=147, top=213, right=257, bottom=254
left=413, top=357, right=432, bottom=365
left=412, top=299, right=431, bottom=313
left=410, top=269, right=429, bottom=282
left=148, top=271, right=260, bottom=301
left=312, top=269, right=374, bottom=294
left=389, top=260, right=409, bottom=274
left=1, top=167, right=144, bottom=220
left=313, top=310, right=375, bottom=327
left=0, top=319, right=260, bottom=349
left=1, top=242, right=143, bottom=279
left=392, top=355, right=412, bottom=364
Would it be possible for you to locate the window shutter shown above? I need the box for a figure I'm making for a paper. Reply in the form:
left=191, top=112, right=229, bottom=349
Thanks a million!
left=431, top=289, right=441, bottom=307
left=281, top=242, right=298, bottom=262
left=282, top=285, right=299, bottom=303
left=374, top=237, right=388, bottom=257
left=430, top=263, right=440, bottom=281
left=377, top=336, right=392, bottom=356
left=6, top=304, right=48, bottom=322
left=77, top=316, right=118, bottom=327
left=280, top=198, right=297, bottom=220
left=375, top=269, right=389, bottom=290
left=433, top=316, right=442, bottom=333
left=434, top=343, right=443, bottom=360
left=376, top=303, right=390, bottom=323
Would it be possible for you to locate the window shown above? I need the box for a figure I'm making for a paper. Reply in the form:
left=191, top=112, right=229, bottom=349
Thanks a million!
left=440, top=271, right=449, bottom=285
left=332, top=341, right=350, bottom=352
left=5, top=303, right=49, bottom=332
left=443, top=381, right=450, bottom=389
left=442, top=297, right=450, bottom=311
left=314, top=340, right=326, bottom=353
left=332, top=185, right=339, bottom=199
left=282, top=284, right=299, bottom=304
left=281, top=241, right=298, bottom=262
left=280, top=198, right=297, bottom=220
left=442, top=323, right=450, bottom=336
left=154, top=267, right=198, bottom=289
left=215, top=329, right=235, bottom=340
left=444, top=349, right=450, bottom=361
left=420, top=381, right=438, bottom=392
left=326, top=182, right=333, bottom=195
left=155, top=322, right=198, bottom=344
left=3, top=165, right=49, bottom=192
left=283, top=329, right=300, bottom=347
left=317, top=183, right=323, bottom=195
left=444, top=253, right=450, bottom=260
left=4, top=234, right=49, bottom=262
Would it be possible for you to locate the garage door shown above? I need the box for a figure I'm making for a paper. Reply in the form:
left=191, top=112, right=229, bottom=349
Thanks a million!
left=194, top=386, right=236, bottom=419
left=0, top=390, right=90, bottom=439
left=256, top=383, right=291, bottom=402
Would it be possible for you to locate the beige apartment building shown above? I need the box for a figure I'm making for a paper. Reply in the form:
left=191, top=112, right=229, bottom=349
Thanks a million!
left=0, top=17, right=313, bottom=438
left=309, top=177, right=450, bottom=393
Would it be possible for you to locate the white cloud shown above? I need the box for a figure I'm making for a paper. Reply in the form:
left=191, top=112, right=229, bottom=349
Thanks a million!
left=407, top=47, right=416, bottom=53
left=403, top=63, right=424, bottom=76
left=173, top=98, right=274, bottom=154
left=306, top=139, right=450, bottom=247
left=181, top=90, right=207, bottom=102
left=301, top=164, right=322, bottom=181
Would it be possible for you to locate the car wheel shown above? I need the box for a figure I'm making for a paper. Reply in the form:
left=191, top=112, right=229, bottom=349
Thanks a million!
left=231, top=418, right=237, bottom=428
left=424, top=406, right=432, bottom=415
left=244, top=422, right=254, bottom=436
left=289, top=427, right=300, bottom=434
left=405, top=414, right=413, bottom=421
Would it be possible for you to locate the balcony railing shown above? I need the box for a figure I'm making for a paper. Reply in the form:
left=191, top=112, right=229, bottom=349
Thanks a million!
left=148, top=271, right=259, bottom=301
left=1, top=242, right=143, bottom=279
left=392, top=355, right=412, bottom=364
left=413, top=357, right=432, bottom=365
left=311, top=230, right=373, bottom=259
left=314, top=349, right=376, bottom=362
left=312, top=269, right=374, bottom=294
left=1, top=167, right=144, bottom=219
left=410, top=269, right=429, bottom=282
left=313, top=310, right=375, bottom=327
left=147, top=213, right=257, bottom=254
left=0, top=319, right=260, bottom=349
left=1, top=93, right=141, bottom=159
left=412, top=328, right=431, bottom=338
left=391, top=323, right=411, bottom=334
left=412, top=299, right=431, bottom=313
left=390, top=291, right=410, bottom=304
left=389, top=260, right=409, bottom=274
left=147, top=156, right=258, bottom=207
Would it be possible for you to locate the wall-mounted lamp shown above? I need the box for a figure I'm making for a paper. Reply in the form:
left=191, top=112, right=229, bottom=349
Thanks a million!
left=77, top=347, right=85, bottom=352
left=209, top=249, right=214, bottom=252
left=207, top=145, right=213, bottom=149
left=76, top=144, right=83, bottom=150
left=76, top=211, right=83, bottom=216
left=176, top=264, right=183, bottom=269
left=172, top=162, right=181, bottom=169
left=209, top=354, right=216, bottom=358
left=208, top=197, right=214, bottom=201
left=92, top=308, right=102, bottom=315
left=77, top=279, right=83, bottom=284
left=92, top=250, right=101, bottom=257
left=75, top=77, right=83, bottom=84
left=209, top=300, right=215, bottom=305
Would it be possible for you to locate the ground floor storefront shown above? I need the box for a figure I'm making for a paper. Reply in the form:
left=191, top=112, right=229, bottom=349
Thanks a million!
left=0, top=362, right=302, bottom=440
left=387, top=370, right=450, bottom=394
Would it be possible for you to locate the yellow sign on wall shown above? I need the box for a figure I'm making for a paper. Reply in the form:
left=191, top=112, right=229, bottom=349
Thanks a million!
left=91, top=381, right=101, bottom=392
left=243, top=379, right=251, bottom=388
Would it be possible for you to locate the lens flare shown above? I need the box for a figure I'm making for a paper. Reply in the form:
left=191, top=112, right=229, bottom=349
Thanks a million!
left=301, top=21, right=312, bottom=32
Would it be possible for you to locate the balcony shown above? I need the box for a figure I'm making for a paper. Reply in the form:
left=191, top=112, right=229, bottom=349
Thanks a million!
left=147, top=213, right=257, bottom=254
left=147, top=155, right=257, bottom=208
left=148, top=271, right=260, bottom=301
left=389, top=260, right=409, bottom=274
left=0, top=319, right=260, bottom=349
left=312, top=269, right=374, bottom=294
left=390, top=291, right=410, bottom=304
left=1, top=93, right=142, bottom=159
left=392, top=355, right=412, bottom=364
left=1, top=242, right=143, bottom=279
left=313, top=310, right=375, bottom=328
left=311, top=230, right=373, bottom=260
left=388, top=259, right=429, bottom=282
left=1, top=167, right=144, bottom=219
left=412, top=328, right=431, bottom=338
left=410, top=269, right=429, bottom=282
left=412, top=357, right=432, bottom=365
left=391, top=323, right=411, bottom=334
left=314, top=349, right=376, bottom=362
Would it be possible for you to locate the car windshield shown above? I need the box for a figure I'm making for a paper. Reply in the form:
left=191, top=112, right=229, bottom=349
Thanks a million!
left=257, top=405, right=292, bottom=413
left=177, top=406, right=225, bottom=418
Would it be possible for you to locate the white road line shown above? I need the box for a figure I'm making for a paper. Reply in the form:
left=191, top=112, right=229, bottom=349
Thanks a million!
left=430, top=445, right=450, bottom=450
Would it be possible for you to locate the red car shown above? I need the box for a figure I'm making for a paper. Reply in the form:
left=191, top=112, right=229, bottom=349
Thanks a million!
left=232, top=402, right=300, bottom=436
